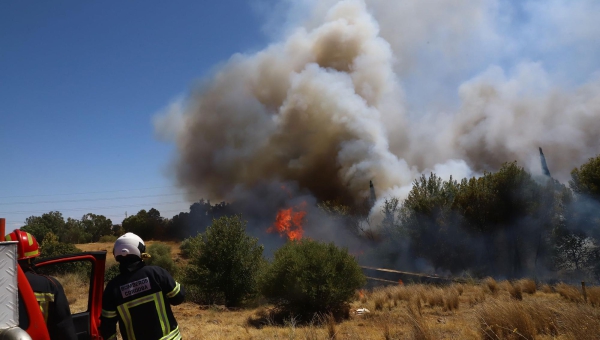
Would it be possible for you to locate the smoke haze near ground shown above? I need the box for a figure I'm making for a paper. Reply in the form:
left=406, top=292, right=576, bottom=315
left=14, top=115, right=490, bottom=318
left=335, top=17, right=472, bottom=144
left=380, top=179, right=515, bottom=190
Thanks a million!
left=155, top=0, right=600, bottom=216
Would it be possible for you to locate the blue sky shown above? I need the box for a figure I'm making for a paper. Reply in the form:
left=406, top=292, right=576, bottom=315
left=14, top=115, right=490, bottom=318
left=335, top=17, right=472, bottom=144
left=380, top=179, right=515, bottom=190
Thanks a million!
left=0, top=1, right=269, bottom=228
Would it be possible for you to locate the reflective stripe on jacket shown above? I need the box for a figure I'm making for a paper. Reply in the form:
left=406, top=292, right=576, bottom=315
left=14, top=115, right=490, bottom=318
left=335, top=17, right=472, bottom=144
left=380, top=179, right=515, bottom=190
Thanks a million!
left=100, top=261, right=185, bottom=340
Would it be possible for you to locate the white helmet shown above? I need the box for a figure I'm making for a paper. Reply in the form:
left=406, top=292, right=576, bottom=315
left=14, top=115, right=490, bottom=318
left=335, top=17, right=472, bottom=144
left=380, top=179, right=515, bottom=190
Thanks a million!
left=113, top=233, right=146, bottom=260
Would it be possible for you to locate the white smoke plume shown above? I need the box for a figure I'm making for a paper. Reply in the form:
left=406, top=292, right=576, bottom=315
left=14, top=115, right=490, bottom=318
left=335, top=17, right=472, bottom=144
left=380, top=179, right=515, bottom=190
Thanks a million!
left=155, top=0, right=600, bottom=214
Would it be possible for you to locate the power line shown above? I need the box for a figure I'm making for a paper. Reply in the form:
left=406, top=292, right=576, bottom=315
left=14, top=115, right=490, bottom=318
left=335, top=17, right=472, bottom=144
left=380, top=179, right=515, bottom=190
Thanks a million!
left=0, top=192, right=194, bottom=206
left=0, top=186, right=184, bottom=199
left=0, top=200, right=193, bottom=215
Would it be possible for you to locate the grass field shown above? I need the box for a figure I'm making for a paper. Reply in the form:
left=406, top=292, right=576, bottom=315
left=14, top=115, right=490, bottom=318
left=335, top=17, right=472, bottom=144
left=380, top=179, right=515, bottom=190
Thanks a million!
left=61, top=242, right=600, bottom=340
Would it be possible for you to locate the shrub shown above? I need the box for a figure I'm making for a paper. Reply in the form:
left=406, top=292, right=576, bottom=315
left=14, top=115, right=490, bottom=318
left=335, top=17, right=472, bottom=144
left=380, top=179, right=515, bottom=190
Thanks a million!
left=183, top=215, right=264, bottom=306
left=261, top=239, right=366, bottom=319
left=104, top=263, right=120, bottom=282
left=179, top=236, right=202, bottom=259
left=36, top=232, right=88, bottom=277
left=145, top=243, right=177, bottom=275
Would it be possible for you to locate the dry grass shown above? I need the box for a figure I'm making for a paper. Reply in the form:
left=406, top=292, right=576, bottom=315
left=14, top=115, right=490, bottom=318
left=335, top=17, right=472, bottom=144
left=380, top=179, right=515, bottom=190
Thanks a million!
left=61, top=272, right=600, bottom=340
left=540, top=284, right=553, bottom=294
left=517, top=279, right=537, bottom=295
left=55, top=273, right=90, bottom=313
left=508, top=282, right=523, bottom=301
left=468, top=286, right=487, bottom=306
left=555, top=282, right=584, bottom=303
left=444, top=289, right=460, bottom=311
left=587, top=286, right=600, bottom=307
left=67, top=243, right=600, bottom=340
left=483, top=277, right=499, bottom=294
left=406, top=303, right=433, bottom=340
left=424, top=287, right=445, bottom=308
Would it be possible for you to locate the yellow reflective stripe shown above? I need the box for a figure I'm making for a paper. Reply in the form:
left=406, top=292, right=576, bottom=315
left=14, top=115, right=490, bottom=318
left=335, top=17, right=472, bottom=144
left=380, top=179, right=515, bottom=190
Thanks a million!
left=24, top=249, right=40, bottom=257
left=156, top=291, right=169, bottom=334
left=117, top=292, right=171, bottom=340
left=166, top=282, right=180, bottom=298
left=34, top=292, right=54, bottom=323
left=161, top=326, right=181, bottom=340
left=26, top=233, right=33, bottom=246
left=5, top=235, right=12, bottom=241
left=102, top=309, right=117, bottom=318
left=34, top=292, right=55, bottom=302
left=117, top=303, right=136, bottom=340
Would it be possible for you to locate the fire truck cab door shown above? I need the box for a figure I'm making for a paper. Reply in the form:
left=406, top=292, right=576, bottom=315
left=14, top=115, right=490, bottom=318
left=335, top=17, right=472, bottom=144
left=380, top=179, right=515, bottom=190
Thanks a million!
left=33, top=251, right=106, bottom=340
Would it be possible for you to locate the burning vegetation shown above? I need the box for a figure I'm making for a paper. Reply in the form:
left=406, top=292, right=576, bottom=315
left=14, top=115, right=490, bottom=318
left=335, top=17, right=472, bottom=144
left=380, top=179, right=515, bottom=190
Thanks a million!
left=267, top=203, right=307, bottom=241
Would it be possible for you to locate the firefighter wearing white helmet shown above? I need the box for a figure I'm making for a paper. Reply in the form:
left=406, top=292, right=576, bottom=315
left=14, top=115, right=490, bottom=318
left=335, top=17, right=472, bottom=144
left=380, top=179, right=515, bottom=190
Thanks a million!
left=100, top=233, right=185, bottom=340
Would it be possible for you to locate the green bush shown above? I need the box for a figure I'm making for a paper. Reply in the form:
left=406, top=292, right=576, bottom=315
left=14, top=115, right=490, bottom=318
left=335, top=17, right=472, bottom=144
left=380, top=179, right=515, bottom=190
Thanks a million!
left=261, top=239, right=366, bottom=319
left=145, top=243, right=178, bottom=276
left=179, top=236, right=202, bottom=259
left=35, top=232, right=89, bottom=277
left=183, top=215, right=264, bottom=306
left=104, top=263, right=120, bottom=282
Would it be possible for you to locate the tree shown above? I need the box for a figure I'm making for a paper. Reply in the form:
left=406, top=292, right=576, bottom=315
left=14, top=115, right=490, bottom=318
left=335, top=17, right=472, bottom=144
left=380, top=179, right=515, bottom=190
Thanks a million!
left=453, top=162, right=543, bottom=277
left=21, top=211, right=66, bottom=243
left=398, top=173, right=469, bottom=273
left=166, top=200, right=235, bottom=241
left=261, top=239, right=366, bottom=319
left=183, top=215, right=264, bottom=306
left=60, top=218, right=92, bottom=244
left=122, top=209, right=165, bottom=240
left=570, top=155, right=600, bottom=200
left=552, top=229, right=592, bottom=272
left=80, top=213, right=113, bottom=242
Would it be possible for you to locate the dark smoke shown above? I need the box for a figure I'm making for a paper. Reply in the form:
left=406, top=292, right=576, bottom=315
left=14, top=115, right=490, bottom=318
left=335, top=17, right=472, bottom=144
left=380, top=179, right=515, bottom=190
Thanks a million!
left=155, top=0, right=600, bottom=280
left=156, top=0, right=600, bottom=220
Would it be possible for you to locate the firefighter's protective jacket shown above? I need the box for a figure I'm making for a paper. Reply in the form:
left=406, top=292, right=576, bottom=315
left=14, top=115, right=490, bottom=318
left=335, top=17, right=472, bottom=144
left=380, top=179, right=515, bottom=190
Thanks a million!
left=100, top=259, right=185, bottom=340
left=19, top=268, right=78, bottom=340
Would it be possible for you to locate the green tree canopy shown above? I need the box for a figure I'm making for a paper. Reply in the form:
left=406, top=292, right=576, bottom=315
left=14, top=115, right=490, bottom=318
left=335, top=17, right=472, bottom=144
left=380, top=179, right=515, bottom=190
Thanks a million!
left=183, top=215, right=264, bottom=306
left=122, top=208, right=166, bottom=240
left=60, top=218, right=92, bottom=244
left=21, top=211, right=66, bottom=243
left=80, top=213, right=113, bottom=242
left=570, top=155, right=600, bottom=201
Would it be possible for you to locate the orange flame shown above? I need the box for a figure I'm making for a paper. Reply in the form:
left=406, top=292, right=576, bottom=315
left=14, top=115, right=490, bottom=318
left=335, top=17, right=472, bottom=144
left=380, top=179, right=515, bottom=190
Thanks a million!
left=268, top=202, right=307, bottom=241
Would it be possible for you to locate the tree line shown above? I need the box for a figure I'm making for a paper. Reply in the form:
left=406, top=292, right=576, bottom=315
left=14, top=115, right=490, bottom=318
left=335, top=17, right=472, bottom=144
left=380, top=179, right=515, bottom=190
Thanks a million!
left=20, top=199, right=234, bottom=245
left=371, top=155, right=600, bottom=281
left=19, top=154, right=600, bottom=282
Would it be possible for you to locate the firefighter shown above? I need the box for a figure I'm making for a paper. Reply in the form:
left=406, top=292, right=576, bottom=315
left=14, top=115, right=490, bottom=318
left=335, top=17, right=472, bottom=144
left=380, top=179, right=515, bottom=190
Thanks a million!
left=6, top=229, right=77, bottom=340
left=100, top=232, right=185, bottom=340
